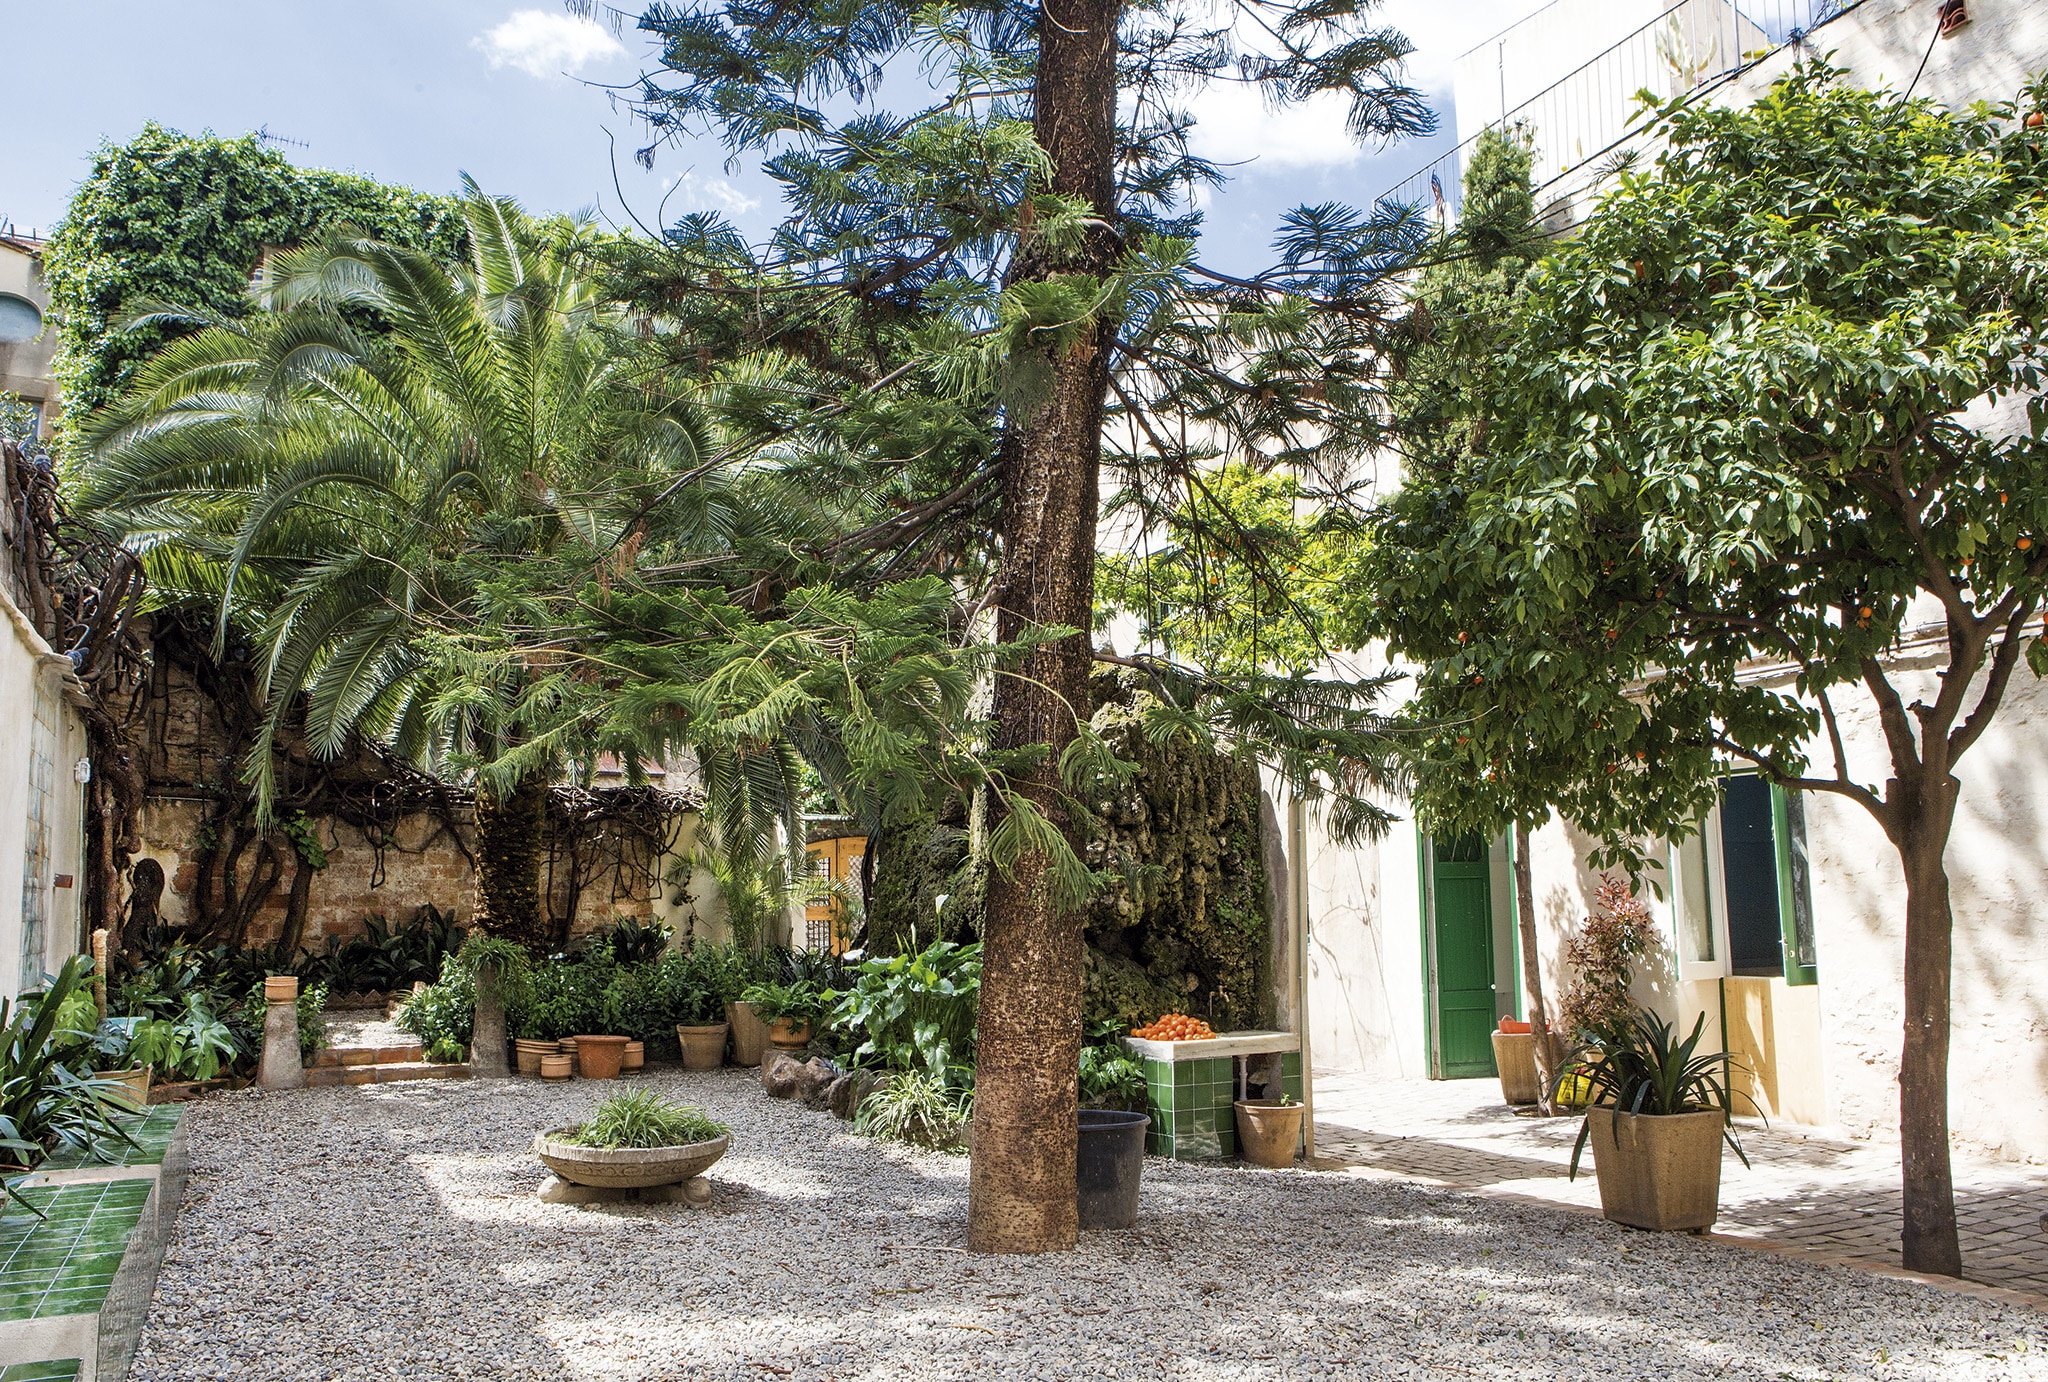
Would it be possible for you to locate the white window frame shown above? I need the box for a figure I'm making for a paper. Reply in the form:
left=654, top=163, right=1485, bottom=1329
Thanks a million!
left=1670, top=803, right=1732, bottom=984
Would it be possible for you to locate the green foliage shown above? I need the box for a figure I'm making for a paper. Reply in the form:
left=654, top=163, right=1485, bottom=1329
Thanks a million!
left=394, top=957, right=476, bottom=1053
left=512, top=951, right=618, bottom=1042
left=597, top=918, right=672, bottom=967
left=738, top=980, right=825, bottom=1026
left=569, top=1090, right=728, bottom=1148
left=599, top=962, right=680, bottom=1050
left=1556, top=877, right=1665, bottom=1046
left=306, top=908, right=466, bottom=995
left=1364, top=65, right=2048, bottom=857
left=425, top=1038, right=467, bottom=1065
left=1078, top=1040, right=1146, bottom=1112
left=1096, top=465, right=1363, bottom=677
left=854, top=1069, right=970, bottom=1151
left=824, top=940, right=980, bottom=1084
left=1562, top=1009, right=1751, bottom=1180
left=132, top=996, right=240, bottom=1081
left=42, top=122, right=462, bottom=417
left=0, top=959, right=139, bottom=1204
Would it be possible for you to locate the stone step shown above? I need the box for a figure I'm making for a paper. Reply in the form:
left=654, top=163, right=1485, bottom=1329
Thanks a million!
left=304, top=1061, right=471, bottom=1088
left=313, top=1042, right=424, bottom=1068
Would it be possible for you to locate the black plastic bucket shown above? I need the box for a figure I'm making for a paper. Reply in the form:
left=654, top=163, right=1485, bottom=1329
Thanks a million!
left=1076, top=1109, right=1150, bottom=1230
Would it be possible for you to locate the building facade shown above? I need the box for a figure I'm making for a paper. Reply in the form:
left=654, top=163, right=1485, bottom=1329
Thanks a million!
left=1298, top=0, right=2048, bottom=1165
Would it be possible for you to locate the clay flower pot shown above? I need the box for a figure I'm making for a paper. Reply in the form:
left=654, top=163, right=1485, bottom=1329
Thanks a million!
left=726, top=1001, right=769, bottom=1067
left=539, top=1053, right=573, bottom=1080
left=559, top=1036, right=580, bottom=1075
left=1491, top=1030, right=1540, bottom=1106
left=514, top=1039, right=555, bottom=1077
left=767, top=1018, right=811, bottom=1051
left=675, top=1024, right=730, bottom=1071
left=622, top=1041, right=645, bottom=1072
left=1234, top=1099, right=1307, bottom=1168
left=263, top=975, right=299, bottom=1004
left=573, top=1035, right=630, bottom=1080
left=100, top=1066, right=151, bottom=1109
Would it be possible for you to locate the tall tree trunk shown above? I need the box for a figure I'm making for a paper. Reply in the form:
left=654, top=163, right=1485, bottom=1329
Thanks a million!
left=967, top=0, right=1121, bottom=1256
left=1512, top=822, right=1562, bottom=1116
left=474, top=772, right=550, bottom=949
left=1896, top=777, right=1961, bottom=1276
left=471, top=961, right=510, bottom=1078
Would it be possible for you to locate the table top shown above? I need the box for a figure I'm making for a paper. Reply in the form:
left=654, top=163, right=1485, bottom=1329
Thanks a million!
left=1122, top=1029, right=1299, bottom=1062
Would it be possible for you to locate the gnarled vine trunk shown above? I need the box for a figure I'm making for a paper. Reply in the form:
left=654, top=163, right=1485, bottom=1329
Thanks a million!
left=967, top=0, right=1121, bottom=1256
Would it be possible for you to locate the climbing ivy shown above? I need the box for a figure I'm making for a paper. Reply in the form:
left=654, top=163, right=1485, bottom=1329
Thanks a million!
left=42, top=122, right=464, bottom=417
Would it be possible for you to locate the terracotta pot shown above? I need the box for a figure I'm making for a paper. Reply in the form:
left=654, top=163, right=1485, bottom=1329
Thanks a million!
left=767, top=1018, right=811, bottom=1050
left=1583, top=1106, right=1725, bottom=1232
left=622, top=1041, right=645, bottom=1072
left=514, top=1039, right=556, bottom=1077
left=263, top=975, right=299, bottom=1004
left=539, top=1053, right=573, bottom=1081
left=101, top=1066, right=151, bottom=1109
left=1492, top=1031, right=1540, bottom=1105
left=558, top=1036, right=580, bottom=1076
left=726, top=1001, right=769, bottom=1067
left=676, top=1024, right=730, bottom=1071
left=573, top=1035, right=630, bottom=1080
left=1234, top=1099, right=1307, bottom=1168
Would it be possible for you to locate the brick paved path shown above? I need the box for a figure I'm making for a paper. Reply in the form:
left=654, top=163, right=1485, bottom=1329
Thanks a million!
left=1309, top=1069, right=2048, bottom=1299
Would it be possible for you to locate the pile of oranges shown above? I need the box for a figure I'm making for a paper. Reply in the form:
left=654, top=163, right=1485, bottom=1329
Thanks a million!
left=1130, top=1013, right=1216, bottom=1042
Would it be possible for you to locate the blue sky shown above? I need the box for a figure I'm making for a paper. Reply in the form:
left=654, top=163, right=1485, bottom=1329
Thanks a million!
left=2, top=1, right=1538, bottom=274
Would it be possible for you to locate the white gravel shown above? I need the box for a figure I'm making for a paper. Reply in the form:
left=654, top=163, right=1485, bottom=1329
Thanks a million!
left=134, top=1069, right=2047, bottom=1382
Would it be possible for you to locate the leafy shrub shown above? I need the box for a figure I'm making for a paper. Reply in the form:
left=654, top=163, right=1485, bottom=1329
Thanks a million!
left=513, top=951, right=618, bottom=1041
left=739, top=980, right=825, bottom=1027
left=568, top=1090, right=728, bottom=1148
left=395, top=957, right=477, bottom=1052
left=1, top=958, right=138, bottom=1200
left=1079, top=1041, right=1146, bottom=1111
left=825, top=940, right=980, bottom=1083
left=303, top=907, right=466, bottom=995
left=855, top=1070, right=969, bottom=1150
left=597, top=917, right=672, bottom=966
left=1557, top=876, right=1665, bottom=1045
left=601, top=962, right=680, bottom=1053
left=425, top=1037, right=466, bottom=1065
left=130, top=997, right=239, bottom=1082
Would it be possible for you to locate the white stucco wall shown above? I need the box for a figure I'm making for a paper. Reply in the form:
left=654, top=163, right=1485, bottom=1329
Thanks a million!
left=0, top=583, right=88, bottom=1001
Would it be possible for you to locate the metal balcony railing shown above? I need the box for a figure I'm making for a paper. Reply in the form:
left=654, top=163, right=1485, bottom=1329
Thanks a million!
left=1378, top=0, right=1865, bottom=226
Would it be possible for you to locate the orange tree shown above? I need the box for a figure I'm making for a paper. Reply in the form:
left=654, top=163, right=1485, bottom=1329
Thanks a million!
left=1362, top=65, right=2048, bottom=1276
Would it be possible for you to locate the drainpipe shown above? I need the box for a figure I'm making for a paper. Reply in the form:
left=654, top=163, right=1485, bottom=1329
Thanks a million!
left=1291, top=795, right=1315, bottom=1158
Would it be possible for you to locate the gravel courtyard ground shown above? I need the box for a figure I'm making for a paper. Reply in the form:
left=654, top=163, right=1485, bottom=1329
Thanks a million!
left=135, top=1069, right=2047, bottom=1382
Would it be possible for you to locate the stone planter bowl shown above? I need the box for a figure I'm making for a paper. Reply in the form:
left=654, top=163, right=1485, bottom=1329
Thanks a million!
left=532, top=1128, right=731, bottom=1189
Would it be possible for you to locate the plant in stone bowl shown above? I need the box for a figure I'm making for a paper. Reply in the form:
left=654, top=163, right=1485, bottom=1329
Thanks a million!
left=533, top=1090, right=732, bottom=1202
left=569, top=1090, right=729, bottom=1149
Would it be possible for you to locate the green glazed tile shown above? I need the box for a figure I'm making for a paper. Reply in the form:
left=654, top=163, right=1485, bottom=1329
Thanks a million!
left=1, top=1360, right=82, bottom=1382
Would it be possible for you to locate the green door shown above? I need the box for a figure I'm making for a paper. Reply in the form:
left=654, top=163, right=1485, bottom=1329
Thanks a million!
left=1431, top=835, right=1497, bottom=1078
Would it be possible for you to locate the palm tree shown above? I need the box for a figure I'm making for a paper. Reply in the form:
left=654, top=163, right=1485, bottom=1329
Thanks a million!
left=80, top=185, right=788, bottom=946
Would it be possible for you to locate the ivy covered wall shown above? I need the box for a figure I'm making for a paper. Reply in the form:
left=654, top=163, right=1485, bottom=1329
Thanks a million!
left=867, top=673, right=1274, bottom=1031
left=42, top=122, right=464, bottom=417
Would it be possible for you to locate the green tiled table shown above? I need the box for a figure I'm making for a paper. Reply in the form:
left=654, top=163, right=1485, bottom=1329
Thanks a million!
left=0, top=1182, right=152, bottom=1325
left=0, top=1105, right=186, bottom=1382
left=1124, top=1030, right=1302, bottom=1161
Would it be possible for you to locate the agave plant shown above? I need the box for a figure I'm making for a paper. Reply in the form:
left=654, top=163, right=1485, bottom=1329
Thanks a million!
left=1, top=957, right=140, bottom=1212
left=1559, top=1007, right=1754, bottom=1180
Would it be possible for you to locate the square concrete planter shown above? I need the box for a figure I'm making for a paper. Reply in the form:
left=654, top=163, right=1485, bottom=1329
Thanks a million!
left=1583, top=1106, right=1725, bottom=1232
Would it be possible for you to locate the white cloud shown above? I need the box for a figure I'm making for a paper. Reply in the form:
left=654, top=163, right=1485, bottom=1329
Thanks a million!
left=475, top=10, right=626, bottom=79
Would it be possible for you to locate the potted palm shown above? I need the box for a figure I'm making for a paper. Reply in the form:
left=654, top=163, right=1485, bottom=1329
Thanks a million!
left=742, top=981, right=824, bottom=1051
left=1561, top=1007, right=1749, bottom=1232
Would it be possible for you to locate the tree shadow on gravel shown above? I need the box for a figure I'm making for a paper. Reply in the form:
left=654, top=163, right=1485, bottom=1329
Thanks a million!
left=129, top=1071, right=2048, bottom=1382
